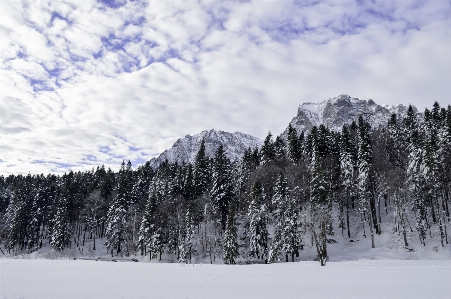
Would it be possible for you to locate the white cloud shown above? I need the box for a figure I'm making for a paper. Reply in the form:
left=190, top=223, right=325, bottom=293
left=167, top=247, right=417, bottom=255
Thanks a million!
left=0, top=0, right=450, bottom=175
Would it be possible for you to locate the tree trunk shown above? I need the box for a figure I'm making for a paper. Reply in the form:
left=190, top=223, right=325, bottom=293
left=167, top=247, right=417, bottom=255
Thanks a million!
left=346, top=196, right=351, bottom=239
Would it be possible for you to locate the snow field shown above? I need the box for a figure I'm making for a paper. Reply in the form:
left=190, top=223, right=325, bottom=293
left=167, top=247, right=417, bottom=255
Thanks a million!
left=1, top=259, right=451, bottom=299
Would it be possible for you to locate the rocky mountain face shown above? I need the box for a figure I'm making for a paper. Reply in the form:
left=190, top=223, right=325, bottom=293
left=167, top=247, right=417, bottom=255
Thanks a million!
left=149, top=95, right=421, bottom=167
left=148, top=129, right=263, bottom=168
left=281, top=94, right=422, bottom=138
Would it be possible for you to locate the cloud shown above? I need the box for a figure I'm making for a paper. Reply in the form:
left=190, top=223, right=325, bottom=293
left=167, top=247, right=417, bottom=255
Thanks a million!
left=0, top=0, right=450, bottom=175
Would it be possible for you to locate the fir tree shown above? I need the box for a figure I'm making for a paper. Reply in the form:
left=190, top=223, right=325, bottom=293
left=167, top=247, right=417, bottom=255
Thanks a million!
left=269, top=171, right=301, bottom=263
left=309, top=141, right=331, bottom=266
left=194, top=139, right=210, bottom=197
left=137, top=183, right=158, bottom=257
left=357, top=116, right=375, bottom=248
left=179, top=207, right=194, bottom=264
left=248, top=180, right=268, bottom=261
left=50, top=177, right=72, bottom=251
left=223, top=204, right=239, bottom=264
left=105, top=161, right=132, bottom=255
left=260, top=132, right=275, bottom=165
left=210, top=145, right=235, bottom=230
left=339, top=125, right=355, bottom=238
left=274, top=136, right=286, bottom=162
left=287, top=124, right=302, bottom=164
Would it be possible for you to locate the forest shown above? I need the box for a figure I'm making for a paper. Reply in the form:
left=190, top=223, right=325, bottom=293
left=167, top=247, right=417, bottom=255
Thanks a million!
left=1, top=102, right=450, bottom=266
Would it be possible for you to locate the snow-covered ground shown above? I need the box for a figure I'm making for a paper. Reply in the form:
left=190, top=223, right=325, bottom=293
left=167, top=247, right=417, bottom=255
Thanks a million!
left=1, top=258, right=451, bottom=299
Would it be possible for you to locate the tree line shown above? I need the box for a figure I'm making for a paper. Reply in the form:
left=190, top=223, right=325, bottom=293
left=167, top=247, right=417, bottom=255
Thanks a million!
left=1, top=102, right=450, bottom=266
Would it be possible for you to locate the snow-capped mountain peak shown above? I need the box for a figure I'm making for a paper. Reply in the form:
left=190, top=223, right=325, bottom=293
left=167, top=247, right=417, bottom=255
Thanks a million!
left=282, top=94, right=421, bottom=138
left=148, top=129, right=263, bottom=168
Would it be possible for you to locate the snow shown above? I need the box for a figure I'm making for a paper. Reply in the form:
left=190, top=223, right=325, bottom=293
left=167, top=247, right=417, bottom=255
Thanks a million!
left=1, top=258, right=451, bottom=299
left=283, top=95, right=420, bottom=138
left=149, top=129, right=263, bottom=168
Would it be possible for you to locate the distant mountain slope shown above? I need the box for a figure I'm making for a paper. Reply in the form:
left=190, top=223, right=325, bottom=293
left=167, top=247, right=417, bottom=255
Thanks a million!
left=149, top=129, right=263, bottom=168
left=281, top=94, right=422, bottom=138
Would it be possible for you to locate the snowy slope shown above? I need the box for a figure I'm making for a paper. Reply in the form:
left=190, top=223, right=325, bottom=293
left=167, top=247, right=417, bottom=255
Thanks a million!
left=281, top=94, right=422, bottom=137
left=149, top=129, right=263, bottom=168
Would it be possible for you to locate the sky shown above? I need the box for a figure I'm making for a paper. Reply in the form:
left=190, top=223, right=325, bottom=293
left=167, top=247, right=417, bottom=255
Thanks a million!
left=1, top=0, right=450, bottom=176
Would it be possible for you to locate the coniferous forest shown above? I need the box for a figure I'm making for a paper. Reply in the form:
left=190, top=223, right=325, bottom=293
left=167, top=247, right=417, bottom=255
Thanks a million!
left=1, top=102, right=450, bottom=266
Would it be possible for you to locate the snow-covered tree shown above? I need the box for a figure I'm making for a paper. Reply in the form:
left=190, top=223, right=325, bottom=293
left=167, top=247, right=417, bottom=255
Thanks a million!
left=260, top=132, right=275, bottom=165
left=269, top=171, right=301, bottom=263
left=194, top=139, right=210, bottom=197
left=105, top=161, right=133, bottom=255
left=357, top=116, right=375, bottom=248
left=50, top=177, right=72, bottom=252
left=179, top=207, right=194, bottom=264
left=248, top=180, right=268, bottom=261
left=309, top=139, right=331, bottom=266
left=210, top=145, right=235, bottom=230
left=223, top=205, right=238, bottom=264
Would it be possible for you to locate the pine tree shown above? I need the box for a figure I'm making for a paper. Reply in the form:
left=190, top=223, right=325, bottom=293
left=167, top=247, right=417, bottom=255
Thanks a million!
left=260, top=132, right=275, bottom=165
left=210, top=145, right=235, bottom=230
left=248, top=180, right=268, bottom=261
left=184, top=164, right=195, bottom=202
left=287, top=124, right=302, bottom=164
left=179, top=207, right=194, bottom=264
left=357, top=116, right=375, bottom=248
left=105, top=161, right=132, bottom=255
left=269, top=171, right=301, bottom=263
left=420, top=106, right=446, bottom=246
left=339, top=125, right=355, bottom=239
left=309, top=139, right=331, bottom=266
left=274, top=136, right=286, bottom=162
left=405, top=105, right=427, bottom=245
left=194, top=139, right=210, bottom=197
left=50, top=176, right=72, bottom=251
left=4, top=186, right=26, bottom=252
left=137, top=183, right=158, bottom=257
left=4, top=175, right=33, bottom=253
left=223, top=205, right=239, bottom=264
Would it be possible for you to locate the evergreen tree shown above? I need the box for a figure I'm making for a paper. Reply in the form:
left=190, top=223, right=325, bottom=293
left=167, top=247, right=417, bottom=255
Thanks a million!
left=309, top=140, right=331, bottom=266
left=269, top=171, right=301, bottom=263
left=50, top=176, right=72, bottom=251
left=248, top=180, right=268, bottom=261
left=287, top=124, right=302, bottom=164
left=357, top=116, right=376, bottom=248
left=210, top=145, right=235, bottom=230
left=339, top=125, right=355, bottom=238
left=223, top=204, right=239, bottom=264
left=274, top=136, right=286, bottom=162
left=137, top=183, right=158, bottom=257
left=105, top=161, right=133, bottom=255
left=179, top=207, right=194, bottom=263
left=4, top=175, right=33, bottom=253
left=194, top=139, right=210, bottom=197
left=260, top=132, right=275, bottom=165
left=405, top=106, right=427, bottom=245
left=184, top=164, right=195, bottom=202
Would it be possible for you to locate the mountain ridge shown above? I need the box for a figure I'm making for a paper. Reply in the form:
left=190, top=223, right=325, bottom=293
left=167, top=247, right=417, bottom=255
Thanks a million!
left=148, top=129, right=263, bottom=168
left=149, top=95, right=422, bottom=167
left=281, top=94, right=422, bottom=138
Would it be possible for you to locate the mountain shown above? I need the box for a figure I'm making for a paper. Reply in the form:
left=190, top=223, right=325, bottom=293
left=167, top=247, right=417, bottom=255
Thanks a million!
left=281, top=94, right=421, bottom=138
left=148, top=129, right=263, bottom=168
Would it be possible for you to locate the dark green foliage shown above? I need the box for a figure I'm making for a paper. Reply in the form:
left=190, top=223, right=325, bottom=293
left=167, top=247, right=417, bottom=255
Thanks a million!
left=194, top=139, right=210, bottom=197
left=223, top=204, right=238, bottom=264
left=1, top=101, right=450, bottom=265
left=260, top=132, right=275, bottom=165
left=210, top=145, right=235, bottom=230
